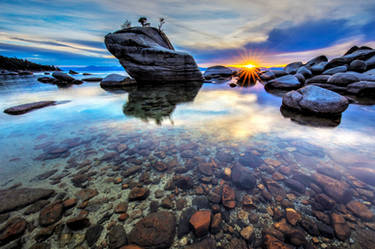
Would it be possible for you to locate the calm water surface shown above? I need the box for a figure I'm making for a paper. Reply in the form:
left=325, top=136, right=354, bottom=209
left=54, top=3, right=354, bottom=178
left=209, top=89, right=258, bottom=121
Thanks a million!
left=0, top=71, right=374, bottom=248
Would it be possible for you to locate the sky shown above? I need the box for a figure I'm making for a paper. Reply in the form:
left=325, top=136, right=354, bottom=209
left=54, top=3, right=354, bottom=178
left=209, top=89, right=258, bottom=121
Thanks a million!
left=1, top=0, right=375, bottom=68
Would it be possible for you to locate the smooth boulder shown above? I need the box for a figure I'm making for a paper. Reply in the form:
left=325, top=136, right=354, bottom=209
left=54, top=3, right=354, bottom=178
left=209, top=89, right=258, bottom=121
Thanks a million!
left=52, top=72, right=74, bottom=82
left=105, top=27, right=203, bottom=84
left=282, top=85, right=349, bottom=115
left=204, top=66, right=232, bottom=79
left=284, top=62, right=302, bottom=74
left=100, top=74, right=136, bottom=88
left=265, top=75, right=302, bottom=90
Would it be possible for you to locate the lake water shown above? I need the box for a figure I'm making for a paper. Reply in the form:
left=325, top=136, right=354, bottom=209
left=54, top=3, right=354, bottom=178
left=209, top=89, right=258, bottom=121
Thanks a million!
left=0, top=71, right=374, bottom=248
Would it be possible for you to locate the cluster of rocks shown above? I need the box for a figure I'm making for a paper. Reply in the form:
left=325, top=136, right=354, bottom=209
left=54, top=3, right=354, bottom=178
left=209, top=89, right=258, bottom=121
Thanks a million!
left=260, top=45, right=375, bottom=117
left=1, top=126, right=375, bottom=249
left=37, top=71, right=104, bottom=86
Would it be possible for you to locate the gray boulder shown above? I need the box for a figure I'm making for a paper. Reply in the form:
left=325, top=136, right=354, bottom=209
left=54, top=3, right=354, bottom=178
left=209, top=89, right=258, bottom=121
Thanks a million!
left=297, top=66, right=312, bottom=78
left=282, top=85, right=349, bottom=115
left=311, top=62, right=328, bottom=74
left=265, top=75, right=302, bottom=90
left=364, top=68, right=375, bottom=75
left=204, top=65, right=232, bottom=79
left=100, top=74, right=136, bottom=88
left=346, top=81, right=375, bottom=96
left=105, top=27, right=203, bottom=84
left=322, top=65, right=348, bottom=75
left=324, top=57, right=350, bottom=70
left=305, top=75, right=330, bottom=84
left=52, top=72, right=75, bottom=82
left=259, top=71, right=275, bottom=81
left=305, top=55, right=328, bottom=68
left=343, top=49, right=375, bottom=62
left=327, top=73, right=360, bottom=86
left=366, top=55, right=375, bottom=70
left=284, top=62, right=303, bottom=74
left=349, top=60, right=367, bottom=72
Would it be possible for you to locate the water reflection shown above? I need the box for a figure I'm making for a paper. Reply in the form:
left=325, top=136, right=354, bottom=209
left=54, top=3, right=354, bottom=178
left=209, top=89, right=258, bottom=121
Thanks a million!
left=123, top=82, right=202, bottom=124
left=280, top=106, right=342, bottom=127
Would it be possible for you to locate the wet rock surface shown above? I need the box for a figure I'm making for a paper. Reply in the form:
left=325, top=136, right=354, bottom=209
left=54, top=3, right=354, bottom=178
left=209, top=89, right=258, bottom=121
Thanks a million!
left=4, top=101, right=57, bottom=115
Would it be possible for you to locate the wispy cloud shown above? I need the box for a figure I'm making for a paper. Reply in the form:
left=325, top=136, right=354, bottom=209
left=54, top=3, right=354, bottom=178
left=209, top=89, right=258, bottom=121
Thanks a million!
left=0, top=0, right=374, bottom=66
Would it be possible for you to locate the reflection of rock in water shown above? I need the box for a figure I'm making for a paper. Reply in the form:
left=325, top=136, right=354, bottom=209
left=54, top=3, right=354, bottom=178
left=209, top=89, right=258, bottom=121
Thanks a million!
left=280, top=106, right=341, bottom=127
left=123, top=82, right=202, bottom=124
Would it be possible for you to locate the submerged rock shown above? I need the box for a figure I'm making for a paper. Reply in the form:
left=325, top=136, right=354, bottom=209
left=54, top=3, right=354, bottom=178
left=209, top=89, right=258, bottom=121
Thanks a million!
left=107, top=224, right=127, bottom=249
left=4, top=101, right=57, bottom=115
left=189, top=210, right=211, bottom=237
left=0, top=188, right=54, bottom=214
left=204, top=65, right=232, bottom=79
left=105, top=27, right=202, bottom=84
left=231, top=166, right=256, bottom=190
left=282, top=85, right=349, bottom=115
left=128, top=211, right=176, bottom=248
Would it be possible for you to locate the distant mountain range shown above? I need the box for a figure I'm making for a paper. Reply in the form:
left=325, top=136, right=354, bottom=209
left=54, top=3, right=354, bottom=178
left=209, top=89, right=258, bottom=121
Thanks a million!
left=0, top=55, right=59, bottom=71
left=60, top=65, right=208, bottom=72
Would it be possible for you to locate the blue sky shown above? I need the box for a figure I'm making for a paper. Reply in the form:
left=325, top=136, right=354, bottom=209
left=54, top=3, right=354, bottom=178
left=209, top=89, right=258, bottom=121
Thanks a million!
left=1, top=0, right=375, bottom=67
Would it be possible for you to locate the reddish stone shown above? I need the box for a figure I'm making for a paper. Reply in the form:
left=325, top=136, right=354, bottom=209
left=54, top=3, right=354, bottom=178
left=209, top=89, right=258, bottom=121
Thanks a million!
left=114, top=202, right=128, bottom=213
left=75, top=188, right=98, bottom=201
left=347, top=200, right=374, bottom=221
left=264, top=234, right=293, bottom=249
left=286, top=208, right=301, bottom=226
left=120, top=246, right=143, bottom=249
left=118, top=213, right=129, bottom=222
left=211, top=212, right=222, bottom=233
left=129, top=187, right=149, bottom=201
left=63, top=198, right=77, bottom=209
left=39, top=201, right=63, bottom=227
left=198, top=163, right=214, bottom=176
left=189, top=210, right=211, bottom=237
left=313, top=173, right=352, bottom=203
left=0, top=217, right=26, bottom=245
left=128, top=211, right=176, bottom=248
left=331, top=213, right=351, bottom=241
left=222, top=185, right=236, bottom=209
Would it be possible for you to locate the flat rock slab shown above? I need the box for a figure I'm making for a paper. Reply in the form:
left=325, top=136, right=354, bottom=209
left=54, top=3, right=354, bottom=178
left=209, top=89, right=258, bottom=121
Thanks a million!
left=0, top=188, right=55, bottom=214
left=4, top=100, right=69, bottom=115
left=4, top=101, right=56, bottom=115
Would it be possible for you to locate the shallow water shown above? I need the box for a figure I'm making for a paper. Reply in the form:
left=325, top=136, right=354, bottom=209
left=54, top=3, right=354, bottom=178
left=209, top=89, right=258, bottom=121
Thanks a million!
left=0, top=72, right=374, bottom=248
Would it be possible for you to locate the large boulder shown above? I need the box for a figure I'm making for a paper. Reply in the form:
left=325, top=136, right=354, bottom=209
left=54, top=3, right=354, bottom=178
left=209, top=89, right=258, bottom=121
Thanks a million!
left=282, top=85, right=349, bottom=115
left=346, top=81, right=375, bottom=96
left=105, top=27, right=203, bottom=84
left=349, top=60, right=367, bottom=72
left=327, top=72, right=360, bottom=86
left=305, top=55, right=328, bottom=68
left=310, top=62, right=328, bottom=74
left=322, top=65, right=348, bottom=75
left=204, top=66, right=232, bottom=79
left=265, top=75, right=302, bottom=90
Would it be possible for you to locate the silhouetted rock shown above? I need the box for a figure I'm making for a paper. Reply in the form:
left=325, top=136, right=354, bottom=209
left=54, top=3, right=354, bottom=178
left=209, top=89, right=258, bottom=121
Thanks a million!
left=204, top=65, right=232, bottom=79
left=4, top=101, right=56, bottom=115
